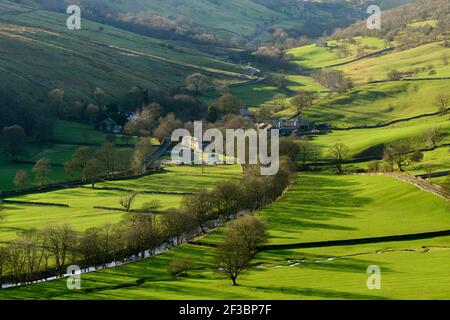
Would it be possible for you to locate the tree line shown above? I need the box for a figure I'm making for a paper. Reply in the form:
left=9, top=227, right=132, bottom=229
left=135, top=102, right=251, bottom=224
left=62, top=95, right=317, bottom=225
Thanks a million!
left=0, top=156, right=295, bottom=287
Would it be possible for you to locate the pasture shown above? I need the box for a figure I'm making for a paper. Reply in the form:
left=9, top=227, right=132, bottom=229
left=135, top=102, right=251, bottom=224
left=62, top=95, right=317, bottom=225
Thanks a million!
left=310, top=114, right=450, bottom=158
left=0, top=120, right=140, bottom=191
left=288, top=37, right=388, bottom=69
left=302, top=80, right=450, bottom=128
left=337, top=42, right=450, bottom=83
left=0, top=165, right=242, bottom=241
left=2, top=173, right=449, bottom=300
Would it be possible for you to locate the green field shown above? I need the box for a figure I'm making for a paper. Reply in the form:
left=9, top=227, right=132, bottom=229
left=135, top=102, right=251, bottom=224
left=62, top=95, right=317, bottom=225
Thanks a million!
left=0, top=120, right=142, bottom=191
left=96, top=165, right=242, bottom=193
left=311, top=114, right=450, bottom=158
left=2, top=173, right=449, bottom=300
left=6, top=238, right=450, bottom=300
left=288, top=37, right=389, bottom=69
left=301, top=80, right=450, bottom=128
left=0, top=165, right=242, bottom=241
left=337, top=42, right=450, bottom=83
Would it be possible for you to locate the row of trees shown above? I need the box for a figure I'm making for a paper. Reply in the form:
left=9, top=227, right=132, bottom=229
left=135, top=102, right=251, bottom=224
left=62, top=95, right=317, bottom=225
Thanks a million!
left=0, top=157, right=296, bottom=286
left=11, top=135, right=160, bottom=190
left=12, top=158, right=52, bottom=189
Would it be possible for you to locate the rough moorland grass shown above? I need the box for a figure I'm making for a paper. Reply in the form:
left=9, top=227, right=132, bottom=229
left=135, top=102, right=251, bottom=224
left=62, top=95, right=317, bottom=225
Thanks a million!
left=337, top=42, right=450, bottom=83
left=0, top=3, right=242, bottom=103
left=90, top=0, right=288, bottom=38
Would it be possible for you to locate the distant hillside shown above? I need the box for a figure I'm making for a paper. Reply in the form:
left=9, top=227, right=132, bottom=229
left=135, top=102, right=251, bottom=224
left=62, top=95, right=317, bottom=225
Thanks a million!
left=329, top=0, right=449, bottom=48
left=0, top=0, right=243, bottom=105
left=21, top=0, right=383, bottom=43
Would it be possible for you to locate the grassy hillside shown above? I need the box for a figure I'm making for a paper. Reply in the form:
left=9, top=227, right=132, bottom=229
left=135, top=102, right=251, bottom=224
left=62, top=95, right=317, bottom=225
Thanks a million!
left=288, top=37, right=389, bottom=69
left=337, top=42, right=450, bottom=83
left=87, top=0, right=285, bottom=38
left=2, top=173, right=449, bottom=300
left=0, top=165, right=242, bottom=241
left=300, top=80, right=450, bottom=128
left=0, top=0, right=243, bottom=103
left=28, top=0, right=371, bottom=42
left=311, top=114, right=450, bottom=158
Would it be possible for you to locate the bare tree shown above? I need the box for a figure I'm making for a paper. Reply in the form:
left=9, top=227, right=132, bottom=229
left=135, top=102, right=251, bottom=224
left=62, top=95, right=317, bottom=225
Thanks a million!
left=227, top=216, right=268, bottom=254
left=434, top=93, right=449, bottom=114
left=13, top=170, right=29, bottom=190
left=291, top=91, right=316, bottom=117
left=96, top=143, right=117, bottom=178
left=123, top=212, right=162, bottom=259
left=210, top=181, right=244, bottom=220
left=186, top=73, right=211, bottom=93
left=44, top=225, right=76, bottom=277
left=383, top=143, right=423, bottom=171
left=119, top=191, right=138, bottom=212
left=153, top=113, right=183, bottom=142
left=329, top=143, right=349, bottom=174
left=161, top=209, right=196, bottom=246
left=183, top=189, right=214, bottom=233
left=215, top=216, right=268, bottom=286
left=7, top=241, right=27, bottom=283
left=64, top=147, right=93, bottom=180
left=132, top=137, right=155, bottom=174
left=0, top=247, right=8, bottom=286
left=84, top=158, right=105, bottom=188
left=168, top=254, right=192, bottom=277
left=422, top=127, right=444, bottom=148
left=33, top=157, right=52, bottom=187
left=20, top=230, right=45, bottom=282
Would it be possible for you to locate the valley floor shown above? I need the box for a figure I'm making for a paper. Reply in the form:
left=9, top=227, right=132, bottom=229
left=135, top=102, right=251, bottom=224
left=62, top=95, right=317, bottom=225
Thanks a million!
left=2, top=173, right=449, bottom=300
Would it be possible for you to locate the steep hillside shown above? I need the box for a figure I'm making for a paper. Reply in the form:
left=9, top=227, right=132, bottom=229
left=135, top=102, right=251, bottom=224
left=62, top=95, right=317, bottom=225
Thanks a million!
left=0, top=0, right=243, bottom=104
left=329, top=0, right=449, bottom=48
left=24, top=0, right=374, bottom=42
left=337, top=42, right=450, bottom=83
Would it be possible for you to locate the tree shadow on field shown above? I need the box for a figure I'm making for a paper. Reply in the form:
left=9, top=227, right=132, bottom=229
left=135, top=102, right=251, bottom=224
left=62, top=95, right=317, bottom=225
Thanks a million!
left=242, top=285, right=388, bottom=300
left=264, top=175, right=373, bottom=238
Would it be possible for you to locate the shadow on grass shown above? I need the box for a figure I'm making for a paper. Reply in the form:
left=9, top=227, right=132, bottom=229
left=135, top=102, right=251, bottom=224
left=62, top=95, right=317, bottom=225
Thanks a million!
left=263, top=175, right=372, bottom=238
left=242, top=285, right=388, bottom=300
